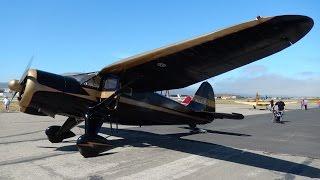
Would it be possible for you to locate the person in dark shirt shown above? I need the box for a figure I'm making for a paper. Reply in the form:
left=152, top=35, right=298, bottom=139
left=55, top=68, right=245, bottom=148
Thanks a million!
left=275, top=101, right=285, bottom=111
left=273, top=100, right=285, bottom=123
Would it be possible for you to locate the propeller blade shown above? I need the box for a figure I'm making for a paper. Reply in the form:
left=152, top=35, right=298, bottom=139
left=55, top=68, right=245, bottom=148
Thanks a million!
left=19, top=56, right=34, bottom=84
left=11, top=91, right=18, bottom=101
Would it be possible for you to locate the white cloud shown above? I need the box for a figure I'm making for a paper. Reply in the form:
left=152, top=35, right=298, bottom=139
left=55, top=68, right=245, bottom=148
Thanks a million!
left=241, top=65, right=268, bottom=76
left=212, top=74, right=320, bottom=97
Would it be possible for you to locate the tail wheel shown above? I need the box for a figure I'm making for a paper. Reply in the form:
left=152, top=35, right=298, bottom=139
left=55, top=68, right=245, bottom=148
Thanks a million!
left=45, top=126, right=63, bottom=143
left=189, top=123, right=197, bottom=129
left=45, top=125, right=75, bottom=143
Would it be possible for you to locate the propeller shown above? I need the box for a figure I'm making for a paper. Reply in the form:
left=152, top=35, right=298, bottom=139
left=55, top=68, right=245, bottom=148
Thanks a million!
left=19, top=56, right=34, bottom=84
left=11, top=91, right=18, bottom=102
left=8, top=56, right=34, bottom=101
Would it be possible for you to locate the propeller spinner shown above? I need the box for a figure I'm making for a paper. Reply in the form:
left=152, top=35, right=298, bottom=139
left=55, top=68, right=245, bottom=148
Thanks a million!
left=8, top=56, right=34, bottom=101
left=8, top=79, right=23, bottom=92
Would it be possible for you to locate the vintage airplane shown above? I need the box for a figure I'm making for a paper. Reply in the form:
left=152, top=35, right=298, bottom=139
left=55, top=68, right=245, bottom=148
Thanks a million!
left=8, top=15, right=313, bottom=157
left=235, top=92, right=298, bottom=110
left=235, top=92, right=270, bottom=109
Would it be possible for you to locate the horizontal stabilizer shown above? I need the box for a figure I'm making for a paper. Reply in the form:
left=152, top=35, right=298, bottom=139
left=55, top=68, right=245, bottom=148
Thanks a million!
left=213, top=112, right=244, bottom=120
left=193, top=111, right=244, bottom=120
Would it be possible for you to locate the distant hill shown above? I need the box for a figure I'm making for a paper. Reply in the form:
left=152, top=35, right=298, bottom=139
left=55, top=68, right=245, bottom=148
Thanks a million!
left=0, top=82, right=8, bottom=89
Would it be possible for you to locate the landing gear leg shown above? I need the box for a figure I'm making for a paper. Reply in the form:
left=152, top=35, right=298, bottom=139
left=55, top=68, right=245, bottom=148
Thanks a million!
left=45, top=117, right=82, bottom=143
left=189, top=124, right=207, bottom=134
left=77, top=116, right=112, bottom=158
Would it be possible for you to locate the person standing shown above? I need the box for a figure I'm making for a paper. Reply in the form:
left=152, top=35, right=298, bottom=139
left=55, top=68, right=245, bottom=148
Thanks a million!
left=274, top=100, right=285, bottom=122
left=304, top=99, right=308, bottom=110
left=275, top=100, right=286, bottom=111
left=301, top=99, right=304, bottom=110
left=269, top=100, right=276, bottom=122
left=269, top=100, right=275, bottom=111
left=2, top=97, right=10, bottom=112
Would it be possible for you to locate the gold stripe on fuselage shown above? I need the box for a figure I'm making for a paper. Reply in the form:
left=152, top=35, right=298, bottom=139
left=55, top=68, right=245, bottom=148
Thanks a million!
left=65, top=89, right=116, bottom=101
left=119, top=97, right=208, bottom=122
left=192, top=95, right=215, bottom=108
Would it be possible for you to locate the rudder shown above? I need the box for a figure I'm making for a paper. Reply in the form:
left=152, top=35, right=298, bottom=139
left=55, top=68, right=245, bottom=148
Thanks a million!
left=187, top=82, right=215, bottom=112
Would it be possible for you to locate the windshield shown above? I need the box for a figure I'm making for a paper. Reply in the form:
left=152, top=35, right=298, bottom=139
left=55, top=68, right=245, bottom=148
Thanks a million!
left=66, top=72, right=101, bottom=89
left=83, top=75, right=101, bottom=89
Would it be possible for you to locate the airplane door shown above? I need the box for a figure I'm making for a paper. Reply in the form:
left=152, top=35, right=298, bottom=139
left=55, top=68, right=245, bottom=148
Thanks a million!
left=100, top=75, right=120, bottom=110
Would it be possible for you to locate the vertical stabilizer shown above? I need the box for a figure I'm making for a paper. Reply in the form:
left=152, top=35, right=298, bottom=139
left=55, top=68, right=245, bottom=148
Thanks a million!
left=187, top=82, right=215, bottom=112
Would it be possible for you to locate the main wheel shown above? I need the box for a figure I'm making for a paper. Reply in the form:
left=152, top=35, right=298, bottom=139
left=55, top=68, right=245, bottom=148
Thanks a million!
left=76, top=134, right=112, bottom=158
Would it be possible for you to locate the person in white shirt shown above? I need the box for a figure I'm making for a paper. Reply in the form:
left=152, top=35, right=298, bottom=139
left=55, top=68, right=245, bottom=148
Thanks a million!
left=2, top=97, right=10, bottom=112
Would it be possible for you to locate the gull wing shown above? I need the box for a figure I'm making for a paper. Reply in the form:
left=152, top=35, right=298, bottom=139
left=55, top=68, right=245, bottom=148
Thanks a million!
left=99, top=15, right=313, bottom=91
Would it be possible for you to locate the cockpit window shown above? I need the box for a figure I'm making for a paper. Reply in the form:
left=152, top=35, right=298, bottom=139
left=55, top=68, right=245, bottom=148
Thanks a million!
left=83, top=76, right=100, bottom=89
left=103, top=76, right=119, bottom=91
left=71, top=72, right=101, bottom=89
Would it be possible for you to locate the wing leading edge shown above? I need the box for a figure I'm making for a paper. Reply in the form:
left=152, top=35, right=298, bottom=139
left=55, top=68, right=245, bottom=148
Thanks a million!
left=99, top=15, right=313, bottom=91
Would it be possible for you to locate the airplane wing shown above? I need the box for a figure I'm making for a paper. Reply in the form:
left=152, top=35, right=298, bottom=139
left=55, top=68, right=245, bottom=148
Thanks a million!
left=285, top=101, right=298, bottom=104
left=234, top=101, right=257, bottom=106
left=235, top=100, right=270, bottom=105
left=194, top=111, right=244, bottom=120
left=98, top=15, right=313, bottom=92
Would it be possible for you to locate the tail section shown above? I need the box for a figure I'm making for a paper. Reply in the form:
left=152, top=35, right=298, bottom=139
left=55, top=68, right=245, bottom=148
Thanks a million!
left=187, top=82, right=243, bottom=122
left=187, top=82, right=215, bottom=112
left=181, top=96, right=192, bottom=106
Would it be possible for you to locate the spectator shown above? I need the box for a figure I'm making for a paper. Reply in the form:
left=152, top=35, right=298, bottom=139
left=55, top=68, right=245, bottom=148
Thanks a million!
left=2, top=96, right=10, bottom=112
left=269, top=100, right=275, bottom=111
left=301, top=99, right=304, bottom=110
left=304, top=99, right=308, bottom=110
left=275, top=100, right=286, bottom=111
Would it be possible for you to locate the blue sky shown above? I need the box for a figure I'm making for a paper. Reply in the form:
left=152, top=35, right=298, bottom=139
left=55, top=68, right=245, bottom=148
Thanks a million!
left=1, top=0, right=319, bottom=96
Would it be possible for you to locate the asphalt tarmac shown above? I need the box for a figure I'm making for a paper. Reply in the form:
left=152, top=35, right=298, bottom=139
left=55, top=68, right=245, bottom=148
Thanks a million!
left=0, top=104, right=319, bottom=179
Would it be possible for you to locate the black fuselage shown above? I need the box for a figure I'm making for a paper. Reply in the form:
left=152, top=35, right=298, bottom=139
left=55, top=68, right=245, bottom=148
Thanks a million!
left=22, top=70, right=211, bottom=126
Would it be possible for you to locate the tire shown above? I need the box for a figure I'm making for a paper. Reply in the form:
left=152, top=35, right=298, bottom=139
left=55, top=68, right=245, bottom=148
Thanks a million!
left=45, top=126, right=63, bottom=143
left=45, top=125, right=75, bottom=143
left=76, top=134, right=112, bottom=158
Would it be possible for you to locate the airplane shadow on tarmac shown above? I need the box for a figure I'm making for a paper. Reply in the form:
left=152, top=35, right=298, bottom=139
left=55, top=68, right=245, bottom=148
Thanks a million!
left=180, top=127, right=251, bottom=136
left=54, top=125, right=320, bottom=179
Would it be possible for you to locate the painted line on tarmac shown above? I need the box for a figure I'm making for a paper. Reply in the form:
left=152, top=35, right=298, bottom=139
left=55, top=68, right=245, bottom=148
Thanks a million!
left=0, top=130, right=44, bottom=139
left=0, top=152, right=76, bottom=167
left=0, top=138, right=48, bottom=145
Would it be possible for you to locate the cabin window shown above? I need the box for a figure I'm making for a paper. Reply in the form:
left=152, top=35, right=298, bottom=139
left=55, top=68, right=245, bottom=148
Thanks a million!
left=103, top=76, right=119, bottom=91
left=123, top=87, right=133, bottom=96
